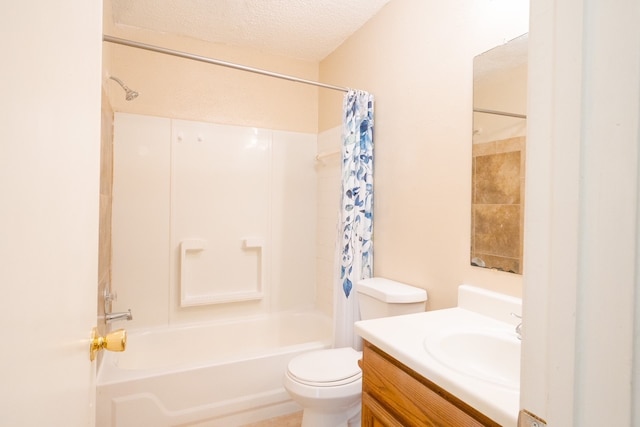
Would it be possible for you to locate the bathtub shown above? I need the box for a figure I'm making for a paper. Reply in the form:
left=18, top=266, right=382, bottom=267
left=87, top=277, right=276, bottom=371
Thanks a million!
left=96, top=311, right=332, bottom=427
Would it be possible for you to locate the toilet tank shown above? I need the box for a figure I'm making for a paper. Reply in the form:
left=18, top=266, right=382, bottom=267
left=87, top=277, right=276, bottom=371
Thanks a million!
left=356, top=277, right=428, bottom=320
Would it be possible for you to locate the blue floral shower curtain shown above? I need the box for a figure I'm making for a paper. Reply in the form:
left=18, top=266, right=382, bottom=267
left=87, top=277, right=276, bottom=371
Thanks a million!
left=334, top=90, right=374, bottom=349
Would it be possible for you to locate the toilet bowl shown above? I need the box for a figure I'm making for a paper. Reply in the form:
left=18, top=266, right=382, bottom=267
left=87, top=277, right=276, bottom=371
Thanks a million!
left=284, top=347, right=362, bottom=427
left=284, top=277, right=428, bottom=427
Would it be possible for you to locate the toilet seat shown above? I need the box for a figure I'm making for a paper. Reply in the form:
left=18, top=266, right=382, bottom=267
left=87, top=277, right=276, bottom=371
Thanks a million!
left=287, top=347, right=362, bottom=387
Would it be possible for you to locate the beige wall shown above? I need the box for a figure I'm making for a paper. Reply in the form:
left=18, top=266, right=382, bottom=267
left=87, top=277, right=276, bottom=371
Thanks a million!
left=103, top=0, right=319, bottom=133
left=319, top=0, right=529, bottom=309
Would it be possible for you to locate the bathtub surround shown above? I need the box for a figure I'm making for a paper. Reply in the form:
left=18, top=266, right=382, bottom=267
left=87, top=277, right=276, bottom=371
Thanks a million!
left=111, top=113, right=318, bottom=328
left=334, top=90, right=375, bottom=349
left=316, top=126, right=343, bottom=317
left=171, top=119, right=270, bottom=307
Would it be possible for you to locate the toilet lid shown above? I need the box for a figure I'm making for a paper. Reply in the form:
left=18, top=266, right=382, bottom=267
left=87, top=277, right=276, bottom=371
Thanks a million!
left=287, top=348, right=362, bottom=386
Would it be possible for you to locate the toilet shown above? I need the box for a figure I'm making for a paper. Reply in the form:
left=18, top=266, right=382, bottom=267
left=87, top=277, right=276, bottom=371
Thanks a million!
left=284, top=277, right=428, bottom=427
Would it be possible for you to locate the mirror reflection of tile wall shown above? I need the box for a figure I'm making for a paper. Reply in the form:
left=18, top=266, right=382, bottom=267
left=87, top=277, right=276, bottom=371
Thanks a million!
left=471, top=136, right=525, bottom=273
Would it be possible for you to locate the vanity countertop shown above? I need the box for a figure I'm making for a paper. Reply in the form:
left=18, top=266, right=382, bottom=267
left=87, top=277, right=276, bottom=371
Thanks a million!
left=355, top=307, right=520, bottom=426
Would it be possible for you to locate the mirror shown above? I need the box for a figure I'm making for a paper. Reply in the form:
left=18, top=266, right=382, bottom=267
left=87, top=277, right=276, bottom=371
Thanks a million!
left=471, top=33, right=528, bottom=274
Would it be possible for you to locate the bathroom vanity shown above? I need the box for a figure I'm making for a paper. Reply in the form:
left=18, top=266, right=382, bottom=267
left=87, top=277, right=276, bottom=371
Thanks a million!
left=355, top=285, right=522, bottom=426
left=361, top=341, right=499, bottom=426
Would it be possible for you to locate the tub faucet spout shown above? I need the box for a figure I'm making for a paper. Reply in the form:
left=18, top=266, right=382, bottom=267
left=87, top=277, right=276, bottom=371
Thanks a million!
left=106, top=309, right=133, bottom=323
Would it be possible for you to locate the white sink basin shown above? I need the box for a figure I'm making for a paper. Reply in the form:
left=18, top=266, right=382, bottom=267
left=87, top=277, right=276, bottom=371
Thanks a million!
left=423, top=327, right=521, bottom=390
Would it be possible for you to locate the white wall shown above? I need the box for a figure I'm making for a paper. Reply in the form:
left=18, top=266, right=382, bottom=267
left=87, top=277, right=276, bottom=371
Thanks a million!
left=111, top=114, right=171, bottom=328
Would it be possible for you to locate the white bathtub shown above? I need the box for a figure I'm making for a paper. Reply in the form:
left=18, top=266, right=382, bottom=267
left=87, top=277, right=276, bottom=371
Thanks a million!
left=96, top=311, right=332, bottom=427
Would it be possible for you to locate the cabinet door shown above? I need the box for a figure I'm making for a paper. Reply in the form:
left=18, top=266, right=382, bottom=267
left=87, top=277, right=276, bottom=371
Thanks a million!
left=362, top=392, right=405, bottom=427
left=362, top=342, right=500, bottom=427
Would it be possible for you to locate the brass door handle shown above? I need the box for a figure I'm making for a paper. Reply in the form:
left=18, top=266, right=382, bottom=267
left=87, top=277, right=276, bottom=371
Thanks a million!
left=89, top=327, right=126, bottom=361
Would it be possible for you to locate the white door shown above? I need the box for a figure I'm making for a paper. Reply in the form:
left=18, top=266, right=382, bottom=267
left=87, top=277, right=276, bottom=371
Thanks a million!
left=0, top=1, right=103, bottom=426
left=523, top=0, right=640, bottom=425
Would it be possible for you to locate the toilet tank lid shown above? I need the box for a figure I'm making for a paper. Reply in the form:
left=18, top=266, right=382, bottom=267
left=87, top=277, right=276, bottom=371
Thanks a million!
left=356, top=278, right=428, bottom=303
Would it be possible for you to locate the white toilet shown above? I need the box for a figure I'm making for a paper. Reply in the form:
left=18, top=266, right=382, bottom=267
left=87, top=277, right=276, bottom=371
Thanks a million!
left=284, top=277, right=428, bottom=427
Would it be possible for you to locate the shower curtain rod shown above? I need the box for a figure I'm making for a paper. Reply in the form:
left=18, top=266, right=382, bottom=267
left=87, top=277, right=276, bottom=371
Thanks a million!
left=473, top=108, right=527, bottom=119
left=103, top=35, right=350, bottom=93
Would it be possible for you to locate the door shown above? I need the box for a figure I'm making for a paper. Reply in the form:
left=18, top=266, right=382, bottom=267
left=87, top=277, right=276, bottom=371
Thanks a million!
left=0, top=1, right=103, bottom=426
left=522, top=0, right=640, bottom=425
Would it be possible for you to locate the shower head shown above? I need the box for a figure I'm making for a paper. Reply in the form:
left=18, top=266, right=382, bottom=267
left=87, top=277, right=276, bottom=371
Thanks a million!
left=108, top=76, right=139, bottom=101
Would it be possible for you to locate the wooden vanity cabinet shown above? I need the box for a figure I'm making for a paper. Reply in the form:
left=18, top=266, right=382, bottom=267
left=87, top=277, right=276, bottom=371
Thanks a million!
left=360, top=341, right=501, bottom=427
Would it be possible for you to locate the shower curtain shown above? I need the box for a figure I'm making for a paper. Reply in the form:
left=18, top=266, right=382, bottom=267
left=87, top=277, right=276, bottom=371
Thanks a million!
left=333, top=90, right=374, bottom=349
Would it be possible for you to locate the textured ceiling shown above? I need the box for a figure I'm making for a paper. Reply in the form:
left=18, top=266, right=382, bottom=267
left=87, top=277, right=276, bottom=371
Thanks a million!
left=109, top=0, right=392, bottom=61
